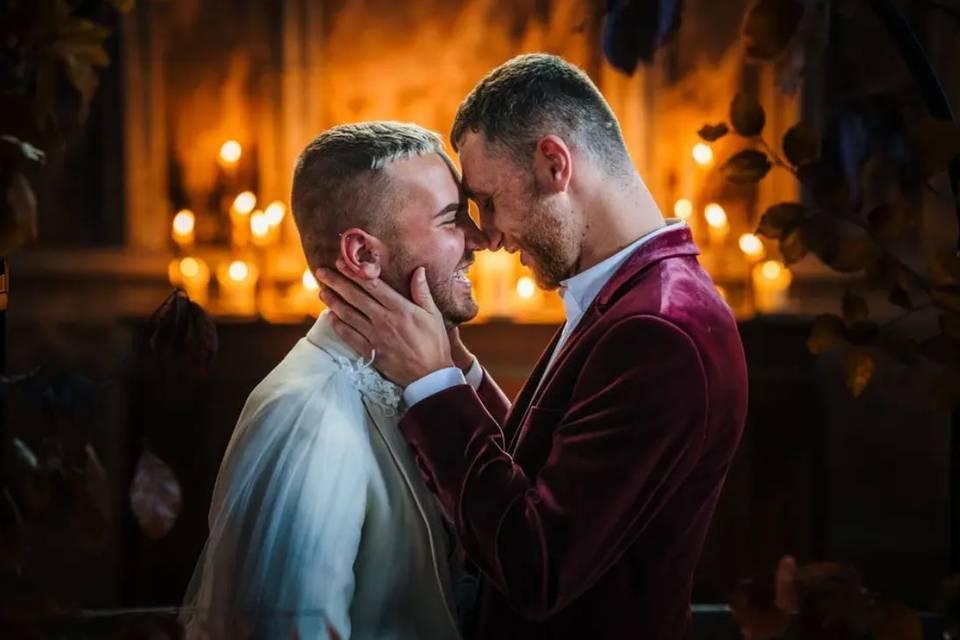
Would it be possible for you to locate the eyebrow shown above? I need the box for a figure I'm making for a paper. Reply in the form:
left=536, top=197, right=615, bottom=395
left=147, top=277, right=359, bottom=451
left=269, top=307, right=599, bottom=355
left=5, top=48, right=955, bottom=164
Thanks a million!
left=434, top=202, right=462, bottom=218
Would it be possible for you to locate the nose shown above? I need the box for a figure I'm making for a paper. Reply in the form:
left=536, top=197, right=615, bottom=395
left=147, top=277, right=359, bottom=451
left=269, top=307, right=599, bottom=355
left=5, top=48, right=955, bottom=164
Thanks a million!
left=461, top=215, right=493, bottom=252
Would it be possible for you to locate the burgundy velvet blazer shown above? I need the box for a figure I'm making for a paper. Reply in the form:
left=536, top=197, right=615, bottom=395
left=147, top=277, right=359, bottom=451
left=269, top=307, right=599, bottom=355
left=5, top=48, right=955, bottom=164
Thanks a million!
left=401, top=225, right=748, bottom=639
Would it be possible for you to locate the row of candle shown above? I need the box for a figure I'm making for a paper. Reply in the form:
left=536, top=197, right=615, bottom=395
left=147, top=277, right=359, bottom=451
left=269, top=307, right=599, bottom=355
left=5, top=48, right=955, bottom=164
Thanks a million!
left=171, top=193, right=287, bottom=250
left=169, top=255, right=320, bottom=315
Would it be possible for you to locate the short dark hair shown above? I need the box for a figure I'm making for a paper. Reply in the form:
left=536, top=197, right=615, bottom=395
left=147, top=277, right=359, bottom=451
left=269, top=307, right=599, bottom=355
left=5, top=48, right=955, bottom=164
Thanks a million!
left=451, top=53, right=631, bottom=174
left=291, top=121, right=446, bottom=271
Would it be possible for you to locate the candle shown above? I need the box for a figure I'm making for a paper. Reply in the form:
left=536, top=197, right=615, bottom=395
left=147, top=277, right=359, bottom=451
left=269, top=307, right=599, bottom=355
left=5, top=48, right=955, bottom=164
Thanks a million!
left=171, top=209, right=195, bottom=249
left=250, top=210, right=273, bottom=247
left=230, top=191, right=256, bottom=247
left=752, top=260, right=792, bottom=313
left=673, top=198, right=693, bottom=221
left=704, top=203, right=729, bottom=245
left=264, top=201, right=286, bottom=228
left=216, top=259, right=258, bottom=315
left=168, top=256, right=210, bottom=307
left=219, top=140, right=242, bottom=168
left=474, top=250, right=515, bottom=319
left=692, top=143, right=713, bottom=166
left=299, top=267, right=322, bottom=317
left=738, top=233, right=765, bottom=261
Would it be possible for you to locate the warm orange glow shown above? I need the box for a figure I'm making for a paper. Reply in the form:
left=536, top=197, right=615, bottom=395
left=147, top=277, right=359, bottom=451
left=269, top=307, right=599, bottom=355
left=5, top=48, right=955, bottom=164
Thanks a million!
left=716, top=285, right=727, bottom=301
left=250, top=211, right=270, bottom=239
left=704, top=203, right=727, bottom=228
left=516, top=276, right=536, bottom=299
left=172, top=209, right=195, bottom=246
left=302, top=268, right=319, bottom=291
left=673, top=198, right=693, bottom=220
left=228, top=260, right=250, bottom=282
left=180, top=257, right=200, bottom=279
left=233, top=191, right=257, bottom=215
left=220, top=140, right=242, bottom=165
left=761, top=260, right=783, bottom=281
left=738, top=233, right=764, bottom=259
left=692, top=143, right=713, bottom=165
left=265, top=201, right=286, bottom=227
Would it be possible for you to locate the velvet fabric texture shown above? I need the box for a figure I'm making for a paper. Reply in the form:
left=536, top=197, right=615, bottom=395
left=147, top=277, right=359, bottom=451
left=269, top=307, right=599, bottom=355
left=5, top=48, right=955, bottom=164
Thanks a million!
left=400, top=225, right=748, bottom=639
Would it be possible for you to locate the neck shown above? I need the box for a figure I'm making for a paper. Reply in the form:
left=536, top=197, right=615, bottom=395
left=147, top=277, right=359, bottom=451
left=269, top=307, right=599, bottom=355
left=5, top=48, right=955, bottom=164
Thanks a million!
left=575, top=172, right=665, bottom=273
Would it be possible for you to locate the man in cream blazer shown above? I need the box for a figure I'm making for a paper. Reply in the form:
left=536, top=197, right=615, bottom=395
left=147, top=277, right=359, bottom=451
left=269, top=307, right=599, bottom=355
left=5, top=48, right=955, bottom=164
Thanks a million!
left=183, top=122, right=501, bottom=639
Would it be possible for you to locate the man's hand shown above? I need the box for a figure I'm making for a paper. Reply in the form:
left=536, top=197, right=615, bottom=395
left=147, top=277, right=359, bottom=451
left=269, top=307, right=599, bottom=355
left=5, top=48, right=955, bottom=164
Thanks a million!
left=316, top=262, right=453, bottom=387
left=448, top=326, right=475, bottom=374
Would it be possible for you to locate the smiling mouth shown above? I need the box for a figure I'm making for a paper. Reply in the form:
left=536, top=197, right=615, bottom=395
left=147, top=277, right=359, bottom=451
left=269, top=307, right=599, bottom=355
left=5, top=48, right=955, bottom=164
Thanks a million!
left=453, top=260, right=473, bottom=285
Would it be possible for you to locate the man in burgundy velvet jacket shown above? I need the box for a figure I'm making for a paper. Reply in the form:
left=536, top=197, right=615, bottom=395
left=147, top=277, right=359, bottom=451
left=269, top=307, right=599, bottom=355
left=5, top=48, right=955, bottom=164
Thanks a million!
left=317, top=54, right=748, bottom=639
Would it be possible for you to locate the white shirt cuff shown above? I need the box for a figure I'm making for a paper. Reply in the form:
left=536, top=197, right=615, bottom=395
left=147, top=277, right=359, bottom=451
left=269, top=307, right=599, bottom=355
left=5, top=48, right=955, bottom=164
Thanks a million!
left=403, top=367, right=467, bottom=408
left=464, top=356, right=483, bottom=390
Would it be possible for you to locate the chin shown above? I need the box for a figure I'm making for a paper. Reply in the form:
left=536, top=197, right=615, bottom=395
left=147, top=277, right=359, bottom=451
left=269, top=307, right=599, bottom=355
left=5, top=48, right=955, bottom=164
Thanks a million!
left=442, top=296, right=479, bottom=327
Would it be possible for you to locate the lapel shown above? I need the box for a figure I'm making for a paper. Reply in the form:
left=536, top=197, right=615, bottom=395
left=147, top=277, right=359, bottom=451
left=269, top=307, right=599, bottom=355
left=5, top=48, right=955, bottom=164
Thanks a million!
left=361, top=398, right=460, bottom=629
left=306, top=312, right=460, bottom=629
left=523, top=223, right=701, bottom=414
left=504, top=325, right=564, bottom=452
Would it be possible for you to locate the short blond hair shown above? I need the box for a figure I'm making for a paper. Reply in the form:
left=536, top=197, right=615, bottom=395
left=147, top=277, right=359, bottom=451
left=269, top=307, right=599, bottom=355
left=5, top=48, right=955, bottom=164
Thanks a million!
left=291, top=121, right=447, bottom=271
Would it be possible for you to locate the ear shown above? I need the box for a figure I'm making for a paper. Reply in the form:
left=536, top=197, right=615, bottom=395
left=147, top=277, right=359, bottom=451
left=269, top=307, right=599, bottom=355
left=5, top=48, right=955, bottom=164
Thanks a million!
left=532, top=135, right=572, bottom=195
left=338, top=228, right=385, bottom=279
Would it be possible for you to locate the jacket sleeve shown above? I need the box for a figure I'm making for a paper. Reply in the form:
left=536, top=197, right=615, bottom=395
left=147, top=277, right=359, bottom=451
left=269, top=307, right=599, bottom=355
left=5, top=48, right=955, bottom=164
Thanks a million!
left=399, top=315, right=708, bottom=620
left=476, top=368, right=512, bottom=427
left=187, top=375, right=369, bottom=640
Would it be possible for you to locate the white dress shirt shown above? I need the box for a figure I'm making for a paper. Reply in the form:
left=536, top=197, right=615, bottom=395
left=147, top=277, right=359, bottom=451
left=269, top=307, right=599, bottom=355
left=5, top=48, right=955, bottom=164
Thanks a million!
left=402, top=220, right=684, bottom=408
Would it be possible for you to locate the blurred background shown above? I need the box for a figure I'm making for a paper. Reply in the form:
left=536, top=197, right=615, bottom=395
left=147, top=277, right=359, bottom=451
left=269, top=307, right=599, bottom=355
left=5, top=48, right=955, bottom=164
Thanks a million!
left=4, top=0, right=960, bottom=637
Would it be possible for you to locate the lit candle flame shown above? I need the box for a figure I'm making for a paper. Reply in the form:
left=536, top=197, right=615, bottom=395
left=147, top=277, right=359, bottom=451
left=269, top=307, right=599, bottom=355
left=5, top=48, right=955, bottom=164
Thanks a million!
left=673, top=198, right=693, bottom=220
left=516, top=276, right=536, bottom=299
left=692, top=143, right=714, bottom=166
left=761, top=260, right=784, bottom=281
left=220, top=140, right=242, bottom=165
left=172, top=209, right=195, bottom=247
left=180, top=257, right=200, bottom=279
left=302, top=268, right=319, bottom=291
left=233, top=191, right=256, bottom=215
left=250, top=211, right=270, bottom=239
left=228, top=260, right=250, bottom=282
left=738, top=233, right=764, bottom=259
left=704, top=203, right=727, bottom=228
left=265, top=201, right=286, bottom=227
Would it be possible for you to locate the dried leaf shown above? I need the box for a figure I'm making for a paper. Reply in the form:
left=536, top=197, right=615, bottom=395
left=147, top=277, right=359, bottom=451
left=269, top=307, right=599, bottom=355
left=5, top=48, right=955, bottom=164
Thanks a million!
left=780, top=227, right=808, bottom=265
left=842, top=291, right=869, bottom=324
left=757, top=202, right=807, bottom=239
left=802, top=215, right=878, bottom=273
left=807, top=314, right=846, bottom=355
left=720, top=149, right=772, bottom=184
left=130, top=449, right=182, bottom=540
left=602, top=0, right=683, bottom=74
left=731, top=93, right=766, bottom=137
left=908, top=118, right=960, bottom=180
left=797, top=159, right=850, bottom=211
left=1, top=172, right=38, bottom=254
left=698, top=122, right=729, bottom=142
left=742, top=0, right=805, bottom=60
left=844, top=349, right=875, bottom=398
left=782, top=122, right=819, bottom=166
left=147, top=289, right=219, bottom=375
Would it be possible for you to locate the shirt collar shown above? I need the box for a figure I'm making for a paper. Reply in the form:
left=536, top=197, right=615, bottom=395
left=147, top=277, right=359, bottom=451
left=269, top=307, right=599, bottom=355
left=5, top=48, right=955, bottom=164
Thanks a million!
left=559, top=220, right=685, bottom=322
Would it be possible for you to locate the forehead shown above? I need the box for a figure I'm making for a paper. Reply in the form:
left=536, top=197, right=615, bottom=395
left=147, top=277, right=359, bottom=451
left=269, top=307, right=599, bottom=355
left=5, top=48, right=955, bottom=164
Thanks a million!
left=458, top=132, right=511, bottom=194
left=384, top=152, right=459, bottom=205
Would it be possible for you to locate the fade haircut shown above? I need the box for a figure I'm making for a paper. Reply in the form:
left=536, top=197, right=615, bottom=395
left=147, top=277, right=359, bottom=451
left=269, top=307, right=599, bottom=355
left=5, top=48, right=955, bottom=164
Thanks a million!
left=451, top=53, right=632, bottom=176
left=291, top=121, right=447, bottom=271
